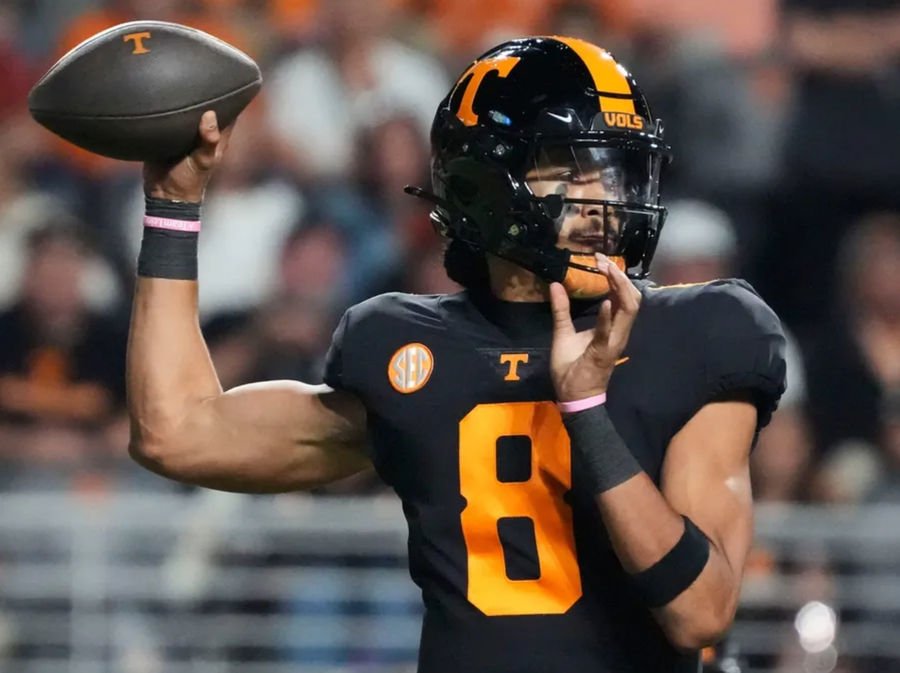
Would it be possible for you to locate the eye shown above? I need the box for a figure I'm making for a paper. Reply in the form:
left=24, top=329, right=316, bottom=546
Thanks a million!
left=569, top=173, right=596, bottom=185
left=544, top=169, right=574, bottom=182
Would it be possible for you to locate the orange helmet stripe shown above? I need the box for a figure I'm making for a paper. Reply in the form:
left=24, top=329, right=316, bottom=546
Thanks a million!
left=552, top=36, right=636, bottom=115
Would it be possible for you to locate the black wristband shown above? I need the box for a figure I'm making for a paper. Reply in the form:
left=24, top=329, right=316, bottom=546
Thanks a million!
left=630, top=515, right=711, bottom=608
left=561, top=403, right=642, bottom=495
left=138, top=196, right=200, bottom=279
left=137, top=228, right=198, bottom=280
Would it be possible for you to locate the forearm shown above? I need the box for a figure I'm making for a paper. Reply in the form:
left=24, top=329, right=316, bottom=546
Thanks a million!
left=126, top=277, right=222, bottom=451
left=563, top=405, right=738, bottom=650
left=594, top=474, right=739, bottom=650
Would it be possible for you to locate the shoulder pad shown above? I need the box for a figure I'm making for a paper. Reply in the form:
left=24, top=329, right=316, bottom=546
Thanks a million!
left=645, top=279, right=786, bottom=428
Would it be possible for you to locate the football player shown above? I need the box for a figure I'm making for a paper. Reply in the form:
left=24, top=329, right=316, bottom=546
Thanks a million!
left=129, top=37, right=786, bottom=672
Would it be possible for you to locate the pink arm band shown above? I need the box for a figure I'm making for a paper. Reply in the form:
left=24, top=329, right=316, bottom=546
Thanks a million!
left=143, top=215, right=202, bottom=232
left=557, top=392, right=607, bottom=414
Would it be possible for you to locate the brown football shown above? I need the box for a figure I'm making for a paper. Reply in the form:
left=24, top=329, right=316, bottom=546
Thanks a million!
left=28, top=21, right=262, bottom=162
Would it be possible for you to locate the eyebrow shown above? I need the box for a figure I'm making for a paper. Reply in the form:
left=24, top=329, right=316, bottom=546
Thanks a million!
left=527, top=167, right=574, bottom=178
left=530, top=168, right=606, bottom=181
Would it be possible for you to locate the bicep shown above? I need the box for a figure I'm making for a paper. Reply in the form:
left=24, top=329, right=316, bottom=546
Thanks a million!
left=661, top=399, right=758, bottom=577
left=136, top=380, right=371, bottom=493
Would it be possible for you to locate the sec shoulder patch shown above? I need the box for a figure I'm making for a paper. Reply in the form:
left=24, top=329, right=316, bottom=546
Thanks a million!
left=388, top=343, right=434, bottom=393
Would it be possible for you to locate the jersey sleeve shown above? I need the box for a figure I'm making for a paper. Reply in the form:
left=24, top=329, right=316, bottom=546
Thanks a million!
left=322, top=292, right=412, bottom=395
left=323, top=308, right=351, bottom=391
left=699, top=280, right=787, bottom=430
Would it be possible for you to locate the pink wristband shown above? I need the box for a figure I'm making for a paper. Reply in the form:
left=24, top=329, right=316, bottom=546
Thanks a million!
left=143, top=215, right=201, bottom=233
left=557, top=392, right=607, bottom=414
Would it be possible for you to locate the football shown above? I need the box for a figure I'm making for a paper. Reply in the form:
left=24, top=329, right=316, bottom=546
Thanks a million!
left=28, top=21, right=262, bottom=162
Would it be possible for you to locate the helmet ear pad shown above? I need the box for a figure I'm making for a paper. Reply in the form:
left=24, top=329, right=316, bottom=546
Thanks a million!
left=440, top=155, right=521, bottom=250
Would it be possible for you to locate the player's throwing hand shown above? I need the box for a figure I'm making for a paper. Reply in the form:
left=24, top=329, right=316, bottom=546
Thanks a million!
left=143, top=111, right=232, bottom=203
left=549, top=256, right=642, bottom=403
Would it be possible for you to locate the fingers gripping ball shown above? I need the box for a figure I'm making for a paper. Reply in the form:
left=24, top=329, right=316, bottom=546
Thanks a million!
left=28, top=21, right=261, bottom=162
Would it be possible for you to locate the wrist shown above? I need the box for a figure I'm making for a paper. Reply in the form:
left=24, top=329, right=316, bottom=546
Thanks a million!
left=562, top=404, right=641, bottom=495
left=555, top=381, right=609, bottom=404
left=145, top=187, right=203, bottom=204
left=557, top=392, right=606, bottom=414
left=138, top=196, right=201, bottom=280
left=145, top=196, right=201, bottom=222
left=555, top=374, right=611, bottom=406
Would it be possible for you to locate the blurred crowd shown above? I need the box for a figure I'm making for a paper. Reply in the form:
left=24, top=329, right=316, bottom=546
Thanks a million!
left=0, top=0, right=899, bottom=669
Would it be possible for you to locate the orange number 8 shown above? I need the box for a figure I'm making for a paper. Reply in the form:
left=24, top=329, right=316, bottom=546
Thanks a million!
left=459, top=402, right=583, bottom=616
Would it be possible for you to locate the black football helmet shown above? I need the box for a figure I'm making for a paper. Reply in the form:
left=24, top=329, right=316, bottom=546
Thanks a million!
left=406, top=36, right=672, bottom=297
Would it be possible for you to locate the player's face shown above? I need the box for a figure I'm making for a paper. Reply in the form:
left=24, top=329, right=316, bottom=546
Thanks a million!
left=526, top=166, right=622, bottom=255
left=525, top=145, right=654, bottom=256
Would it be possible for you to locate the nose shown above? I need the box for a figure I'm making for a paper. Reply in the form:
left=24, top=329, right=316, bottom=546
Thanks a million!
left=562, top=183, right=604, bottom=229
left=580, top=201, right=603, bottom=220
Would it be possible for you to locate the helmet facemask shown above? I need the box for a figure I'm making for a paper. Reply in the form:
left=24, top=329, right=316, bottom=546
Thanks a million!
left=521, top=133, right=668, bottom=296
left=419, top=116, right=668, bottom=298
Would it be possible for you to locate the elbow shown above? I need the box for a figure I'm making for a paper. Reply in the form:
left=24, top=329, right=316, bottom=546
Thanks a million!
left=127, top=418, right=183, bottom=476
left=128, top=434, right=173, bottom=475
left=128, top=435, right=163, bottom=471
left=662, top=603, right=736, bottom=653
left=666, top=623, right=730, bottom=654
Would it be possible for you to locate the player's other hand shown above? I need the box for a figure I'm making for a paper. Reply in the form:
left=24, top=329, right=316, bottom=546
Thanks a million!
left=143, top=111, right=232, bottom=203
left=548, top=257, right=641, bottom=403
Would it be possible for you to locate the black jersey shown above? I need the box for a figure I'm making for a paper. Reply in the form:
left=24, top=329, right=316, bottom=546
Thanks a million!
left=324, top=279, right=786, bottom=673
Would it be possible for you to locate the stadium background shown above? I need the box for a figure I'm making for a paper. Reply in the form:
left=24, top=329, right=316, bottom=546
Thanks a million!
left=1, top=0, right=899, bottom=671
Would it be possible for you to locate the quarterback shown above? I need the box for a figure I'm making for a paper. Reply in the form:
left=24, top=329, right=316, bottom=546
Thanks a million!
left=128, top=37, right=786, bottom=672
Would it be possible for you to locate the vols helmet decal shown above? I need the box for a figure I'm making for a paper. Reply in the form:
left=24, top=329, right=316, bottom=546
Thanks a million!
left=454, top=55, right=522, bottom=126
